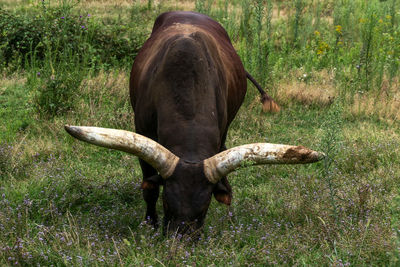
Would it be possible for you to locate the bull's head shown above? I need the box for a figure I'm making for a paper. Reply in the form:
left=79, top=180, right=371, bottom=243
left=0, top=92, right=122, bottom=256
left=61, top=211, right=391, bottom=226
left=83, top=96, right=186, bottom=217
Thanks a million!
left=65, top=126, right=324, bottom=234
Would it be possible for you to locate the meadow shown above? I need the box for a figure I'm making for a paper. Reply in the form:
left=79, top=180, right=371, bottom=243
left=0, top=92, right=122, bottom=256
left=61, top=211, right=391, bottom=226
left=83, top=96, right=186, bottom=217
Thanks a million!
left=0, top=0, right=399, bottom=265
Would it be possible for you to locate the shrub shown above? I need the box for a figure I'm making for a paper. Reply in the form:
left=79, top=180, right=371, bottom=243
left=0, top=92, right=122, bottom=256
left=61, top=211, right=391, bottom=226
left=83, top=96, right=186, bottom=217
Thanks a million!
left=31, top=67, right=83, bottom=117
left=0, top=8, right=44, bottom=69
left=0, top=2, right=148, bottom=117
left=0, top=5, right=146, bottom=70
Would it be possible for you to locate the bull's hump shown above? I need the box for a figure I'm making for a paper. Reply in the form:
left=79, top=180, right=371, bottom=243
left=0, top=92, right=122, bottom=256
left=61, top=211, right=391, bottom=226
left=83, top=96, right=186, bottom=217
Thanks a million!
left=158, top=33, right=215, bottom=121
left=164, top=23, right=201, bottom=36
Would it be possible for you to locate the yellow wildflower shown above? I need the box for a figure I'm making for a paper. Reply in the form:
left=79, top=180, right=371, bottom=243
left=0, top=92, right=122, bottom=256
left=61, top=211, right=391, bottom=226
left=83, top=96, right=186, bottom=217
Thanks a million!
left=335, top=25, right=342, bottom=35
left=314, top=30, right=320, bottom=36
left=386, top=15, right=392, bottom=20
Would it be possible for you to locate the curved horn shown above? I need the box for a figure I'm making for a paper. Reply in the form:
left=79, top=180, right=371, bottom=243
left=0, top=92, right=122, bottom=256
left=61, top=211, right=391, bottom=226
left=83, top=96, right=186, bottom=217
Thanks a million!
left=65, top=125, right=179, bottom=178
left=203, top=143, right=325, bottom=183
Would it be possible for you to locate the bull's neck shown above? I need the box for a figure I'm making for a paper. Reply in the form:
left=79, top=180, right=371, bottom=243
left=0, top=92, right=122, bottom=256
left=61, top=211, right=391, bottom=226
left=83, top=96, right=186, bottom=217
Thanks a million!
left=157, top=118, right=221, bottom=162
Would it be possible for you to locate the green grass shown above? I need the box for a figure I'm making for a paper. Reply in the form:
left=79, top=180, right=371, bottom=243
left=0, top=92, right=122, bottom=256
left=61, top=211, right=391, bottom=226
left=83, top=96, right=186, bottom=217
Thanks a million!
left=1, top=0, right=400, bottom=266
left=0, top=76, right=31, bottom=142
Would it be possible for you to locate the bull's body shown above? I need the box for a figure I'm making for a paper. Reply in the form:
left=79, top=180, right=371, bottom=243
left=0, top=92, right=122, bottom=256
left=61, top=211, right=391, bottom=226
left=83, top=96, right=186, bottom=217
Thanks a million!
left=130, top=11, right=246, bottom=229
left=131, top=12, right=246, bottom=159
left=65, top=11, right=323, bottom=234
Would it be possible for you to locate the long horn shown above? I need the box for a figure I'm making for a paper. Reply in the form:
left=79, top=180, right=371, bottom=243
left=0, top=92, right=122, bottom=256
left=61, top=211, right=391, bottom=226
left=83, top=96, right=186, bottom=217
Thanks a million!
left=65, top=125, right=179, bottom=178
left=203, top=143, right=325, bottom=183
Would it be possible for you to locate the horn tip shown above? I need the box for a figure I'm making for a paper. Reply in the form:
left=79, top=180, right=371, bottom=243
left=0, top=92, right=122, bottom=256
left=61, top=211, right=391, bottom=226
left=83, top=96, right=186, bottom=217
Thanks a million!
left=315, top=151, right=326, bottom=161
left=64, top=125, right=82, bottom=139
left=284, top=146, right=325, bottom=163
left=307, top=150, right=325, bottom=163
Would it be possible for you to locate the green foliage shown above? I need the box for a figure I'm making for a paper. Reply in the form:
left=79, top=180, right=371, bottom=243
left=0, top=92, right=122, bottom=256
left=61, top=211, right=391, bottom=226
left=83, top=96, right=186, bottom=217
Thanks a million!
left=0, top=8, right=43, bottom=69
left=233, top=0, right=399, bottom=98
left=393, top=193, right=400, bottom=263
left=0, top=1, right=148, bottom=117
left=0, top=3, right=146, bottom=71
left=30, top=64, right=84, bottom=117
left=195, top=0, right=214, bottom=14
left=0, top=143, right=13, bottom=179
left=0, top=79, right=32, bottom=141
left=319, top=101, right=344, bottom=227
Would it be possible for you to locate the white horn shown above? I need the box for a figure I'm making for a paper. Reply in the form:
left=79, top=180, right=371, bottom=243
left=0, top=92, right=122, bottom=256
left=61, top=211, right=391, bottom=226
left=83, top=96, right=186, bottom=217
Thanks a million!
left=65, top=125, right=179, bottom=178
left=203, top=143, right=325, bottom=183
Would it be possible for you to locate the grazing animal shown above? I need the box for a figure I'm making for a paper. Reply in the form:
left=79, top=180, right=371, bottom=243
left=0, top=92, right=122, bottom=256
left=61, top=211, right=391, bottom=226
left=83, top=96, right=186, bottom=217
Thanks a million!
left=65, top=11, right=323, bottom=234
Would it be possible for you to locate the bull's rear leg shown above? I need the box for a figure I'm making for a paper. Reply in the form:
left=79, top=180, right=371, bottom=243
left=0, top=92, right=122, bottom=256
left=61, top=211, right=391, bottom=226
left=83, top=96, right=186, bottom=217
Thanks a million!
left=139, top=159, right=160, bottom=227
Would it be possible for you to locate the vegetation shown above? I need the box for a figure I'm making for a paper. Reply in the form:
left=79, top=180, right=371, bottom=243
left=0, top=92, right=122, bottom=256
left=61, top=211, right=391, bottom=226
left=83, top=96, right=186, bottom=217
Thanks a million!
left=0, top=0, right=399, bottom=265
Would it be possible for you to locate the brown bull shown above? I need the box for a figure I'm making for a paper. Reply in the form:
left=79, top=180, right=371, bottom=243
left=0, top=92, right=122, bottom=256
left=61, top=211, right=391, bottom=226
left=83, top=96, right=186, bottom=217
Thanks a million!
left=65, top=11, right=324, bottom=234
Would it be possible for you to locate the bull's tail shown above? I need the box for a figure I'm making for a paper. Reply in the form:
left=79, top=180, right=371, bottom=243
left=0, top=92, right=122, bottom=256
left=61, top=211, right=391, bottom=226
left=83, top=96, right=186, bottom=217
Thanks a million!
left=246, top=71, right=280, bottom=113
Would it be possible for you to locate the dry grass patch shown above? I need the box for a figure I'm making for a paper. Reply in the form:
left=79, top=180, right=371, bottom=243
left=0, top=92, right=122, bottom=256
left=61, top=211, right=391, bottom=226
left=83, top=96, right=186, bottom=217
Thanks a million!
left=0, top=0, right=25, bottom=9
left=167, top=0, right=195, bottom=11
left=83, top=69, right=129, bottom=96
left=19, top=134, right=59, bottom=160
left=343, top=120, right=400, bottom=141
left=0, top=73, right=26, bottom=91
left=74, top=0, right=135, bottom=21
left=73, top=69, right=133, bottom=127
left=348, top=88, right=400, bottom=122
left=275, top=81, right=336, bottom=107
left=78, top=0, right=132, bottom=10
left=275, top=70, right=337, bottom=107
left=76, top=0, right=195, bottom=18
left=271, top=5, right=288, bottom=22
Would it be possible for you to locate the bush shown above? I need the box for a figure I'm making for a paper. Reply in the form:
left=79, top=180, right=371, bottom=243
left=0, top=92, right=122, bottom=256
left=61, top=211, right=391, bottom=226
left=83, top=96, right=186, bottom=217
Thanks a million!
left=0, top=2, right=148, bottom=117
left=0, top=8, right=44, bottom=68
left=31, top=67, right=83, bottom=117
left=0, top=5, right=146, bottom=70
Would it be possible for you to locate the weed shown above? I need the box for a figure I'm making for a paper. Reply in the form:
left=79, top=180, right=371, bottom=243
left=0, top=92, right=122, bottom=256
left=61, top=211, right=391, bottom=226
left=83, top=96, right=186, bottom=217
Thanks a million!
left=292, top=0, right=304, bottom=48
left=319, top=101, right=344, bottom=228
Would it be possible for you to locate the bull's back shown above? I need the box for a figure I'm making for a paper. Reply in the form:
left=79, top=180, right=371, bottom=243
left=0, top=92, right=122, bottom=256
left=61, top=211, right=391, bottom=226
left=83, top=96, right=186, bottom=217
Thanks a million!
left=130, top=12, right=246, bottom=119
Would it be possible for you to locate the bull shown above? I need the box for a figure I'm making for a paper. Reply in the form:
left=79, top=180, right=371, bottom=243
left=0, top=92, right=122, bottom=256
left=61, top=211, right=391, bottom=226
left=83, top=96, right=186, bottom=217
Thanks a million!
left=65, top=11, right=324, bottom=234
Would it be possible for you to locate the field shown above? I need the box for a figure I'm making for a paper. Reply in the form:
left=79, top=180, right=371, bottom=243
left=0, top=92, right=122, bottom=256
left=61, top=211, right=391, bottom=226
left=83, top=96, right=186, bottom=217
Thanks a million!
left=1, top=0, right=400, bottom=265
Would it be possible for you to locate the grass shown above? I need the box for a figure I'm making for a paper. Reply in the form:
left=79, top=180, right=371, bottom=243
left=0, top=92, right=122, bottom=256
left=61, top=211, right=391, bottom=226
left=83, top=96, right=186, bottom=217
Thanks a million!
left=1, top=0, right=400, bottom=266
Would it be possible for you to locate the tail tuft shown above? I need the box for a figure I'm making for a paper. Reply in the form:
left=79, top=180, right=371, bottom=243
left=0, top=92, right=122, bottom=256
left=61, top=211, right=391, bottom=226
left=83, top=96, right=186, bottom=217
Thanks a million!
left=261, top=93, right=280, bottom=113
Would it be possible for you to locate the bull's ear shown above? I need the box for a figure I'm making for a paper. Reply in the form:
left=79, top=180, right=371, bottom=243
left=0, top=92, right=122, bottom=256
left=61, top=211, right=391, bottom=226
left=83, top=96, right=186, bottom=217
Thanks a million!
left=213, top=178, right=232, bottom=206
left=141, top=174, right=164, bottom=189
left=214, top=193, right=231, bottom=205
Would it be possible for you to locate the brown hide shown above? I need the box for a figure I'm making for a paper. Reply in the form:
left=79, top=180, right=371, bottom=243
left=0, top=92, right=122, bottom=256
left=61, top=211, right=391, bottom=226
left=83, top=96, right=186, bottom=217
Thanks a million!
left=130, top=12, right=247, bottom=133
left=129, top=11, right=246, bottom=232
